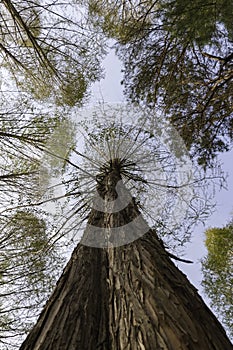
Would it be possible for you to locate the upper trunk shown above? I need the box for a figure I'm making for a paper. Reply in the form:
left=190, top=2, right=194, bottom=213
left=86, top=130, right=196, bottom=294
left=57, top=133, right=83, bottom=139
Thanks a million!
left=20, top=161, right=232, bottom=349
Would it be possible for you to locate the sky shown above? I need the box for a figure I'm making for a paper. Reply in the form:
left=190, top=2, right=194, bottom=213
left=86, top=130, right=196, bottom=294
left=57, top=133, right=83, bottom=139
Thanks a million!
left=89, top=48, right=233, bottom=313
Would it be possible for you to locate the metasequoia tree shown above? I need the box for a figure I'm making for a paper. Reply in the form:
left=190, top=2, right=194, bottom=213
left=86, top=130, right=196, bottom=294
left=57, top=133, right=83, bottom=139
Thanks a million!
left=19, top=158, right=232, bottom=349
left=19, top=108, right=232, bottom=349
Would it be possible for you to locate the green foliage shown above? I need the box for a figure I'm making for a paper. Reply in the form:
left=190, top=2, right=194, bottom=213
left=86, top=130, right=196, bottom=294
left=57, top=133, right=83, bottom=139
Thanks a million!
left=88, top=0, right=152, bottom=42
left=202, top=225, right=233, bottom=338
left=0, top=0, right=105, bottom=106
left=205, top=227, right=233, bottom=270
left=87, top=0, right=233, bottom=167
left=43, top=118, right=77, bottom=174
left=6, top=211, right=51, bottom=282
left=0, top=209, right=63, bottom=346
left=161, top=0, right=233, bottom=45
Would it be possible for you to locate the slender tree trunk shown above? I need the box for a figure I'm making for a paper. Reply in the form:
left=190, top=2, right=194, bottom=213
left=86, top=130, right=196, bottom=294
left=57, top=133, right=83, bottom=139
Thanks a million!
left=20, top=164, right=233, bottom=349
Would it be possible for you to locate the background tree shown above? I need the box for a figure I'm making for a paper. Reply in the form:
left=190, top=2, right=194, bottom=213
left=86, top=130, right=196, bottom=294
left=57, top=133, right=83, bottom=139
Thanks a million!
left=0, top=93, right=63, bottom=206
left=202, top=223, right=233, bottom=339
left=0, top=94, right=74, bottom=347
left=0, top=210, right=63, bottom=349
left=0, top=0, right=105, bottom=106
left=86, top=0, right=233, bottom=167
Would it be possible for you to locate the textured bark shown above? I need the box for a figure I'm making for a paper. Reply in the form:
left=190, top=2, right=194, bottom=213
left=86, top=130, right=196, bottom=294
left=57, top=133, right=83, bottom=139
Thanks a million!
left=20, top=165, right=233, bottom=350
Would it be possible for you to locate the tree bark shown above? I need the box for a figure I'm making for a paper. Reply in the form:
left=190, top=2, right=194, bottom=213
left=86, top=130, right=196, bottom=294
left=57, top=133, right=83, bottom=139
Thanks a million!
left=20, top=165, right=233, bottom=349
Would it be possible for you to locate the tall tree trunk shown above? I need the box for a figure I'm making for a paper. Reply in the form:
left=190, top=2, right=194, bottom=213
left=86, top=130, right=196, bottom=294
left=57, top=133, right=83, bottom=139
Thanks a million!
left=20, top=163, right=232, bottom=349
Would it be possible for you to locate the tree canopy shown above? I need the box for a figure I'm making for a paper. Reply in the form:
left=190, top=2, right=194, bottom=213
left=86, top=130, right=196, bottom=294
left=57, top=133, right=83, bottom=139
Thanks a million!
left=0, top=0, right=105, bottom=106
left=87, top=0, right=233, bottom=167
left=37, top=104, right=220, bottom=250
left=0, top=210, right=62, bottom=346
left=202, top=224, right=233, bottom=339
